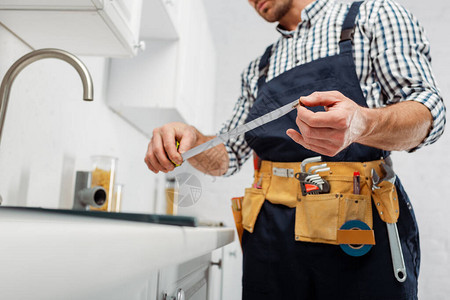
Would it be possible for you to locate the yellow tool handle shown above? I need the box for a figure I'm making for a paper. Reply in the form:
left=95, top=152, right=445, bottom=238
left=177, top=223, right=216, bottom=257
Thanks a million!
left=171, top=141, right=181, bottom=167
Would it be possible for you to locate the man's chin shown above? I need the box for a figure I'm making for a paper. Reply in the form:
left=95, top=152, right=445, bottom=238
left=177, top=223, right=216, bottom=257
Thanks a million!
left=259, top=12, right=279, bottom=23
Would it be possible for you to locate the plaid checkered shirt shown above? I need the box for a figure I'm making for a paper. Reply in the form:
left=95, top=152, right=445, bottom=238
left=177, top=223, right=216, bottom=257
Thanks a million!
left=218, top=0, right=446, bottom=176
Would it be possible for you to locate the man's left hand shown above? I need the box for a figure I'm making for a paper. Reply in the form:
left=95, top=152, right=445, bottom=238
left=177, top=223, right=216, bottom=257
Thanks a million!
left=286, top=91, right=367, bottom=157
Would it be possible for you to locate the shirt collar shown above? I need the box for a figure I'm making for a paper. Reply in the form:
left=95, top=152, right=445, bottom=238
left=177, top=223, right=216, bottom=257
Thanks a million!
left=276, top=0, right=334, bottom=38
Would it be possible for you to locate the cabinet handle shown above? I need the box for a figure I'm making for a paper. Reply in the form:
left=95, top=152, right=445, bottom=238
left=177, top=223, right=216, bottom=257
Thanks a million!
left=162, top=288, right=185, bottom=300
left=210, top=259, right=222, bottom=269
left=134, top=41, right=146, bottom=52
left=176, top=288, right=185, bottom=300
left=162, top=292, right=176, bottom=300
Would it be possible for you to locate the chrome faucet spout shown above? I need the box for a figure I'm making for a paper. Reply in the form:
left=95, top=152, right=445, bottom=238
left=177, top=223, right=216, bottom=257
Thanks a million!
left=0, top=48, right=94, bottom=147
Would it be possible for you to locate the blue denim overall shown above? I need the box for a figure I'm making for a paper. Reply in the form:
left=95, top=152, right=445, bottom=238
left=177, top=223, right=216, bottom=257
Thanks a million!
left=242, top=2, right=420, bottom=299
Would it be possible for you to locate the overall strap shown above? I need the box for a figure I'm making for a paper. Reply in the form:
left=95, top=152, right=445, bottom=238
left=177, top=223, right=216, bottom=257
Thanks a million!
left=339, top=1, right=363, bottom=53
left=257, top=44, right=273, bottom=89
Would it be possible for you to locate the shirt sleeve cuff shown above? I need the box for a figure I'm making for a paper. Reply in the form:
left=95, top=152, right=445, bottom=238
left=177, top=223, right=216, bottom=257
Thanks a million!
left=405, top=91, right=446, bottom=152
left=221, top=143, right=240, bottom=177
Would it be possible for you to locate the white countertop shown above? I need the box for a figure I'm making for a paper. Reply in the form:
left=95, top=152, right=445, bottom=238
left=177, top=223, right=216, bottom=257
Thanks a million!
left=0, top=207, right=234, bottom=300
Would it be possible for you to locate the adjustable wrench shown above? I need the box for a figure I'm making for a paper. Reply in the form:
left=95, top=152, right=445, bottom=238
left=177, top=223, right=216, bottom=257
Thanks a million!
left=372, top=164, right=407, bottom=283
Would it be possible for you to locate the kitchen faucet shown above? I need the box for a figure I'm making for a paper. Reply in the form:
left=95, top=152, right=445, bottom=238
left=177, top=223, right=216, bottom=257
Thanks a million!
left=0, top=48, right=94, bottom=147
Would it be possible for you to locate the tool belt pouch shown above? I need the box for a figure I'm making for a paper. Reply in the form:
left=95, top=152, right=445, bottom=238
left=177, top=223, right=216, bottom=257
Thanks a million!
left=371, top=181, right=400, bottom=223
left=231, top=197, right=244, bottom=248
left=242, top=188, right=265, bottom=233
left=241, top=172, right=269, bottom=233
left=295, top=176, right=373, bottom=245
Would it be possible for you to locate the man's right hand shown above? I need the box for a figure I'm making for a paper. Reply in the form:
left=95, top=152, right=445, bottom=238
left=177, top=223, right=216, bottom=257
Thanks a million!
left=144, top=122, right=198, bottom=173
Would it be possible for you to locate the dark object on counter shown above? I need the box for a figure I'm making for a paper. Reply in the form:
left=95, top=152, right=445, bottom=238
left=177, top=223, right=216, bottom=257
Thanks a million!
left=0, top=206, right=198, bottom=227
left=73, top=171, right=107, bottom=210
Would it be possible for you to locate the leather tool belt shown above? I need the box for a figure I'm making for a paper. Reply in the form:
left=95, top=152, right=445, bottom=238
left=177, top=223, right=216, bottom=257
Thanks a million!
left=241, top=159, right=400, bottom=246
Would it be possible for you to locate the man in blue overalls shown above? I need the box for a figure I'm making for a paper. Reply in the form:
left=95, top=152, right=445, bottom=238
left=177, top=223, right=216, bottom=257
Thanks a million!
left=145, top=0, right=446, bottom=299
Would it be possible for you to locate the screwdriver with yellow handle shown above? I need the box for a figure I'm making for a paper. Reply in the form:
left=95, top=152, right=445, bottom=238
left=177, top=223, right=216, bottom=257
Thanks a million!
left=170, top=140, right=181, bottom=167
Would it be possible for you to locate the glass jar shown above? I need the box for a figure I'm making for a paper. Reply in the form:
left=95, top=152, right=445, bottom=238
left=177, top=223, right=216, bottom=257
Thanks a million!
left=90, top=155, right=118, bottom=212
left=111, top=183, right=124, bottom=212
left=165, top=177, right=177, bottom=215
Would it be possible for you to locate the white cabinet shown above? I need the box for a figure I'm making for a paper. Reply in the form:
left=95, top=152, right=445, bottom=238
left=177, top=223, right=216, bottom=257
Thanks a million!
left=107, top=39, right=185, bottom=135
left=0, top=207, right=235, bottom=300
left=0, top=0, right=144, bottom=57
left=146, top=252, right=224, bottom=300
left=172, top=0, right=216, bottom=132
left=140, top=0, right=179, bottom=40
left=158, top=254, right=212, bottom=300
left=107, top=0, right=216, bottom=136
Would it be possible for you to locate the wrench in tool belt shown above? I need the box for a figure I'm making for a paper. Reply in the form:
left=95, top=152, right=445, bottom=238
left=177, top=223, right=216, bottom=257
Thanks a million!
left=372, top=164, right=407, bottom=283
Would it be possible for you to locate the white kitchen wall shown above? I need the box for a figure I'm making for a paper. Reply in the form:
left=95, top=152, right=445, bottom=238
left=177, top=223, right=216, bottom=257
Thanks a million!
left=201, top=0, right=450, bottom=299
left=0, top=25, right=157, bottom=214
left=1, top=1, right=448, bottom=299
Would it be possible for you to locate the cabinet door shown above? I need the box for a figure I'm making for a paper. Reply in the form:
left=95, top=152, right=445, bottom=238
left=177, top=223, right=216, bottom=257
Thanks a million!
left=158, top=253, right=211, bottom=300
left=146, top=272, right=159, bottom=300
left=208, top=249, right=224, bottom=300
left=107, top=0, right=215, bottom=134
left=0, top=0, right=102, bottom=9
left=107, top=39, right=186, bottom=137
left=140, top=0, right=178, bottom=40
left=0, top=0, right=142, bottom=57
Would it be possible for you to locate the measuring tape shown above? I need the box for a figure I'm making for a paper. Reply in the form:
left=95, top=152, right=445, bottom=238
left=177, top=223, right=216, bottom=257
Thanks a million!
left=180, top=99, right=300, bottom=161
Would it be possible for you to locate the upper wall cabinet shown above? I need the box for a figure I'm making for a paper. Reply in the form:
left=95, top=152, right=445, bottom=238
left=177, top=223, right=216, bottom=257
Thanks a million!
left=107, top=0, right=216, bottom=135
left=0, top=0, right=153, bottom=57
left=140, top=0, right=179, bottom=40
